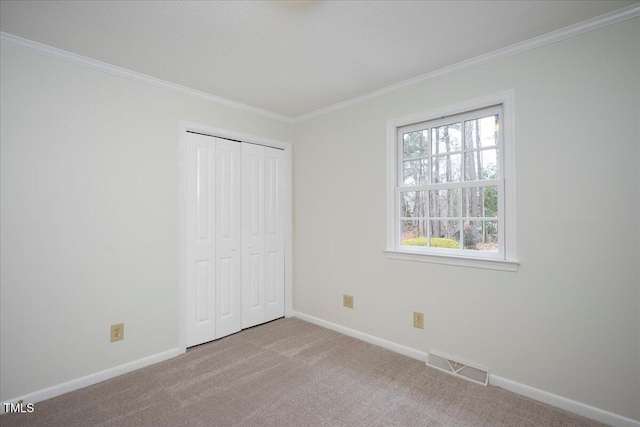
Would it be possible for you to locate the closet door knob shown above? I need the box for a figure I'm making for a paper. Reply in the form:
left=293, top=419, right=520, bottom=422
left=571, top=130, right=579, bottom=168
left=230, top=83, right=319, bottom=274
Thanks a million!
left=248, top=243, right=253, bottom=248
left=230, top=247, right=235, bottom=251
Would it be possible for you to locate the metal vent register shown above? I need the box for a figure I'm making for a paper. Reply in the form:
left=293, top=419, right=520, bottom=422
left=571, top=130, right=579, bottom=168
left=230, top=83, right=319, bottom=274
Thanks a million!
left=426, top=351, right=489, bottom=386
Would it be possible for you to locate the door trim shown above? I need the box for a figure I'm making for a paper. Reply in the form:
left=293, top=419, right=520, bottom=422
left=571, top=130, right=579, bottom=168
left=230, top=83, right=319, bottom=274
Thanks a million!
left=179, top=121, right=293, bottom=354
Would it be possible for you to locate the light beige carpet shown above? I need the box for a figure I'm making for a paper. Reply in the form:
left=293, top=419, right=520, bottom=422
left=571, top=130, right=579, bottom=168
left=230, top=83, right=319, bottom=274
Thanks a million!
left=2, top=318, right=604, bottom=426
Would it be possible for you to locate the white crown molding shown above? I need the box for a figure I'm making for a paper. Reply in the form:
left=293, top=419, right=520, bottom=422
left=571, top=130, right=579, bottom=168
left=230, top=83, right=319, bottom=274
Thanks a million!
left=0, top=31, right=294, bottom=124
left=1, top=3, right=638, bottom=124
left=293, top=3, right=640, bottom=123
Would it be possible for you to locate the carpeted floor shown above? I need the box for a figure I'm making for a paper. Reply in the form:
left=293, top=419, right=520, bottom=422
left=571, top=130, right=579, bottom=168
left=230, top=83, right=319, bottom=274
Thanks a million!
left=2, top=318, right=604, bottom=426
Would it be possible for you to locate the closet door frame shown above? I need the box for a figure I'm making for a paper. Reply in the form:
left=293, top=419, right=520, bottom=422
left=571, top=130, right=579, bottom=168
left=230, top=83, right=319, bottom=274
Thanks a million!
left=178, top=121, right=292, bottom=354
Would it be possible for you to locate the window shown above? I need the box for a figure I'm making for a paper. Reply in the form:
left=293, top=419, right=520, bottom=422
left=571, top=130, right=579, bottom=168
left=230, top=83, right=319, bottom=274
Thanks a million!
left=385, top=92, right=518, bottom=271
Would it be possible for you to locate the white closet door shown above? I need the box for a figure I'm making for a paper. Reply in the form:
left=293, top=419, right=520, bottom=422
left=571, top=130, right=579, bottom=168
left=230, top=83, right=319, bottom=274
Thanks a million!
left=186, top=132, right=217, bottom=347
left=242, top=144, right=285, bottom=328
left=264, top=147, right=285, bottom=322
left=242, top=143, right=266, bottom=328
left=215, top=139, right=242, bottom=338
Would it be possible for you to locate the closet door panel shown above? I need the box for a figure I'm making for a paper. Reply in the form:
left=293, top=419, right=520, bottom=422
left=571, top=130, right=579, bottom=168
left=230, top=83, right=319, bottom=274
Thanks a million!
left=186, top=133, right=216, bottom=347
left=264, top=147, right=285, bottom=322
left=215, top=138, right=242, bottom=338
left=242, top=144, right=266, bottom=329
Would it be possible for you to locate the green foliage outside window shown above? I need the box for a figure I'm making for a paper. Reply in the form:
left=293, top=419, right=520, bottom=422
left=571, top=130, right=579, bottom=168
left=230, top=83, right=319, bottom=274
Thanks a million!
left=401, top=237, right=459, bottom=249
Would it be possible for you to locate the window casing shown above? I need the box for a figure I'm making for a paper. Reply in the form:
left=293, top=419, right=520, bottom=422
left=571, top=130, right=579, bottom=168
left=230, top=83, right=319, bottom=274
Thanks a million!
left=385, top=92, right=518, bottom=271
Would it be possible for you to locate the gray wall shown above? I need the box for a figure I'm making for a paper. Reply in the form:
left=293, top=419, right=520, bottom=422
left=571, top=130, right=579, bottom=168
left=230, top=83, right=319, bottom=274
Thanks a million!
left=0, top=43, right=293, bottom=402
left=1, top=16, right=638, bottom=422
left=292, top=17, right=639, bottom=420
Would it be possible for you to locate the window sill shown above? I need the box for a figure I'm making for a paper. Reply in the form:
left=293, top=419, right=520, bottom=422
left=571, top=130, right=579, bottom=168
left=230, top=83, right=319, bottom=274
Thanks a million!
left=384, top=250, right=519, bottom=272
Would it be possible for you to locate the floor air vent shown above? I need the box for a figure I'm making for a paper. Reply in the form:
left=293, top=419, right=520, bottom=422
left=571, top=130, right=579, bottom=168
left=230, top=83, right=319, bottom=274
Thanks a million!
left=426, top=350, right=489, bottom=386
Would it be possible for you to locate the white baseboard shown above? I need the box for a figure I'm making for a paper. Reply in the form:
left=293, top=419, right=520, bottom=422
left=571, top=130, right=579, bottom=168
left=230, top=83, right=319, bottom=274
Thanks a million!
left=292, top=311, right=639, bottom=427
left=1, top=347, right=181, bottom=414
left=490, top=375, right=640, bottom=427
left=292, top=311, right=427, bottom=362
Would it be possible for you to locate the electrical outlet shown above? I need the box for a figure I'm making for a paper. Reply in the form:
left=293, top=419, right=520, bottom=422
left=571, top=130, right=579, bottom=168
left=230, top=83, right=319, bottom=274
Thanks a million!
left=413, top=312, right=424, bottom=329
left=110, top=323, right=124, bottom=342
left=343, top=294, right=354, bottom=309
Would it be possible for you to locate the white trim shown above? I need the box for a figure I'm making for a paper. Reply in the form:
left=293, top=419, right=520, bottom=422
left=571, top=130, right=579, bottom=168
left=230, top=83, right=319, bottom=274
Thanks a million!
left=283, top=140, right=294, bottom=319
left=491, top=375, right=640, bottom=427
left=292, top=311, right=427, bottom=362
left=384, top=250, right=519, bottom=272
left=385, top=91, right=518, bottom=271
left=2, top=4, right=638, bottom=124
left=292, top=311, right=640, bottom=427
left=1, top=314, right=635, bottom=426
left=178, top=121, right=293, bottom=353
left=0, top=32, right=293, bottom=124
left=180, top=121, right=291, bottom=151
left=293, top=4, right=640, bottom=123
left=0, top=348, right=180, bottom=414
left=178, top=124, right=188, bottom=354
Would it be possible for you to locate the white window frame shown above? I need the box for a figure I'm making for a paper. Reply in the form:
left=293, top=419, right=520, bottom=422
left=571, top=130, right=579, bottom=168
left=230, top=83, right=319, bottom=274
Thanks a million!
left=385, top=91, right=519, bottom=271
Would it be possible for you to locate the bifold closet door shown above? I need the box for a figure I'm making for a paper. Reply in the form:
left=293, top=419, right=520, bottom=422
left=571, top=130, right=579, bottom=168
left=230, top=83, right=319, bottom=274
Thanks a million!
left=214, top=138, right=242, bottom=339
left=242, top=144, right=285, bottom=329
left=186, top=133, right=241, bottom=347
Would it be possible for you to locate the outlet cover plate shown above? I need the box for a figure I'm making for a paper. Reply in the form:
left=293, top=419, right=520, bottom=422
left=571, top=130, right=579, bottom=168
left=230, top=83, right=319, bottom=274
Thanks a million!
left=413, top=311, right=424, bottom=329
left=343, top=294, right=354, bottom=309
left=111, top=323, right=124, bottom=342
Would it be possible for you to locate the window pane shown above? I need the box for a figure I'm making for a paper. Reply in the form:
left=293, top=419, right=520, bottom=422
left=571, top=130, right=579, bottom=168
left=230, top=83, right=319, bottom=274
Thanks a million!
left=431, top=154, right=461, bottom=183
left=464, top=148, right=498, bottom=181
left=463, top=220, right=498, bottom=251
left=432, top=123, right=461, bottom=153
left=403, top=130, right=428, bottom=158
left=462, top=187, right=482, bottom=217
left=483, top=220, right=499, bottom=247
left=460, top=220, right=482, bottom=249
left=403, top=159, right=428, bottom=186
left=429, top=220, right=461, bottom=249
left=400, top=191, right=427, bottom=218
left=463, top=186, right=498, bottom=217
left=464, top=115, right=499, bottom=150
left=401, top=220, right=428, bottom=246
left=429, top=189, right=460, bottom=218
left=483, top=186, right=498, bottom=217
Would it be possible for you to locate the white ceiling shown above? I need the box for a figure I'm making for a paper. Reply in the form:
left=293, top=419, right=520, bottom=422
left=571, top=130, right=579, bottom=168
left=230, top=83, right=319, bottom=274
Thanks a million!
left=1, top=1, right=637, bottom=118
